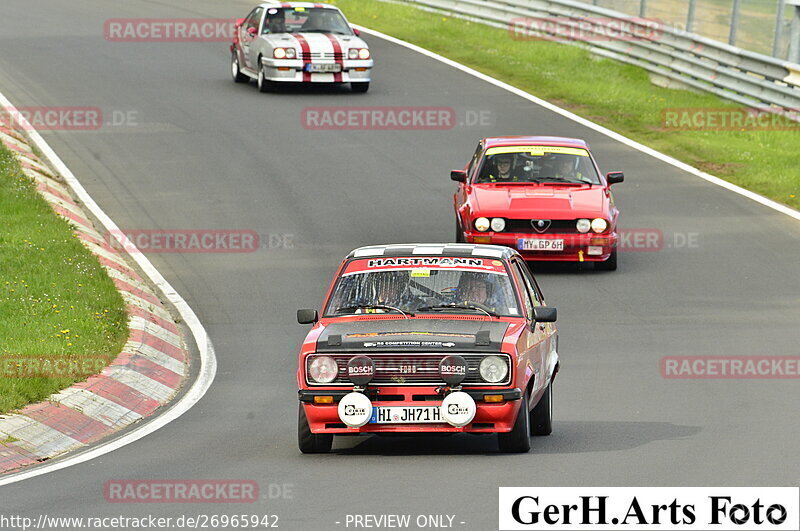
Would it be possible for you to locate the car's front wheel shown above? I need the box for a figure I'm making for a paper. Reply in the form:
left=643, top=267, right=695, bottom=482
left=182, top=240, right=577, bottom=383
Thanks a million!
left=530, top=381, right=553, bottom=436
left=231, top=50, right=248, bottom=83
left=298, top=403, right=333, bottom=454
left=497, top=390, right=531, bottom=453
left=351, top=82, right=370, bottom=93
left=455, top=221, right=465, bottom=243
left=595, top=248, right=618, bottom=271
left=257, top=62, right=273, bottom=93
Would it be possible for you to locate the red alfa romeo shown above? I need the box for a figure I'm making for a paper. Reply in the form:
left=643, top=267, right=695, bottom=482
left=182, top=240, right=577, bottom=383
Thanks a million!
left=452, top=136, right=624, bottom=270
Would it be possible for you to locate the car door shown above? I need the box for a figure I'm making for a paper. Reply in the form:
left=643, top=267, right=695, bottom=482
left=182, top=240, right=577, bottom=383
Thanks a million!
left=455, top=141, right=483, bottom=231
left=515, top=260, right=557, bottom=393
left=240, top=7, right=264, bottom=71
left=508, top=259, right=538, bottom=402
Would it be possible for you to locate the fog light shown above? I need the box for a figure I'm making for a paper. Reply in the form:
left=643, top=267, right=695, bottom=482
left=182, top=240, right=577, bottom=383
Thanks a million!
left=587, top=246, right=603, bottom=256
left=483, top=394, right=505, bottom=403
left=313, top=395, right=334, bottom=404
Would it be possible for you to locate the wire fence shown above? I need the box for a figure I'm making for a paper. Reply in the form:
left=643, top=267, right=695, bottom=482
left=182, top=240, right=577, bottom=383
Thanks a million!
left=588, top=0, right=799, bottom=60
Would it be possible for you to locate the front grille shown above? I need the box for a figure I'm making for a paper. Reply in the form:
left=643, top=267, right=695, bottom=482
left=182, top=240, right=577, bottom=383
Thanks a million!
left=300, top=52, right=344, bottom=60
left=505, top=219, right=579, bottom=234
left=306, top=353, right=511, bottom=386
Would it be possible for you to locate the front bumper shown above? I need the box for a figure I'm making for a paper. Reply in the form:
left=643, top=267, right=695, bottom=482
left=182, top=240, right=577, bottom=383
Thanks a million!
left=465, top=231, right=617, bottom=262
left=261, top=58, right=373, bottom=83
left=299, top=387, right=523, bottom=434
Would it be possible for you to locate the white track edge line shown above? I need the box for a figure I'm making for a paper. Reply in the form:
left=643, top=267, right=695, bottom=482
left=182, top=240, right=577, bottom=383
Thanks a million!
left=0, top=92, right=218, bottom=487
left=353, top=24, right=800, bottom=222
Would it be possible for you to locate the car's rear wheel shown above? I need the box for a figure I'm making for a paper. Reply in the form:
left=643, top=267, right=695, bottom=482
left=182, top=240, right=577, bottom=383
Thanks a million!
left=351, top=82, right=370, bottom=93
left=231, top=50, right=248, bottom=83
left=257, top=61, right=273, bottom=93
left=595, top=249, right=618, bottom=271
left=298, top=403, right=333, bottom=454
left=530, top=381, right=553, bottom=436
left=497, top=390, right=531, bottom=453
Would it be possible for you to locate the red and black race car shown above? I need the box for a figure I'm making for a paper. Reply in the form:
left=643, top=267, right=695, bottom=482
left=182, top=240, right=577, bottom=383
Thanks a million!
left=452, top=136, right=624, bottom=270
left=296, top=243, right=559, bottom=453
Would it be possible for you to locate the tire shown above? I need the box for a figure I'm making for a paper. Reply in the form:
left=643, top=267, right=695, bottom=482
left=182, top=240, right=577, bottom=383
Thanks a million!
left=298, top=403, right=333, bottom=454
left=455, top=221, right=465, bottom=243
left=231, top=50, right=248, bottom=83
left=497, top=390, right=531, bottom=453
left=595, top=249, right=617, bottom=271
left=351, top=82, right=370, bottom=93
left=530, top=381, right=553, bottom=436
left=257, top=61, right=273, bottom=93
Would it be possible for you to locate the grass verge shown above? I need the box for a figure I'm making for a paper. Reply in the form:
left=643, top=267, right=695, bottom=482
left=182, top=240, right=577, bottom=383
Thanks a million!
left=334, top=0, right=799, bottom=210
left=0, top=143, right=128, bottom=414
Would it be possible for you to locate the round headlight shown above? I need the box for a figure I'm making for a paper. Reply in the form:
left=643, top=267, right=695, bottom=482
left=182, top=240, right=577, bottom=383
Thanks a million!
left=474, top=217, right=490, bottom=232
left=358, top=48, right=370, bottom=60
left=285, top=48, right=296, bottom=59
left=490, top=218, right=506, bottom=232
left=479, top=355, right=508, bottom=383
left=591, top=218, right=608, bottom=233
left=309, top=356, right=338, bottom=383
left=576, top=218, right=591, bottom=233
left=273, top=48, right=287, bottom=59
left=348, top=49, right=359, bottom=60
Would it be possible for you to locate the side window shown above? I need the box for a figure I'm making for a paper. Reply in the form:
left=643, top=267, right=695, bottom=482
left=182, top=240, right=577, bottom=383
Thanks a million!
left=247, top=8, right=263, bottom=31
left=517, top=261, right=544, bottom=306
left=466, top=143, right=483, bottom=180
left=510, top=261, right=533, bottom=319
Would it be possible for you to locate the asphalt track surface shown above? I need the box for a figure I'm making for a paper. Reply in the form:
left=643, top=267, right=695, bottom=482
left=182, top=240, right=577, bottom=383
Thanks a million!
left=1, top=0, right=799, bottom=529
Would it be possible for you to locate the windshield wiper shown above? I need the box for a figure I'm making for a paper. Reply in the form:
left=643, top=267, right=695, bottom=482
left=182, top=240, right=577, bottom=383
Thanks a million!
left=416, top=303, right=497, bottom=318
left=335, top=305, right=412, bottom=318
left=531, top=177, right=591, bottom=185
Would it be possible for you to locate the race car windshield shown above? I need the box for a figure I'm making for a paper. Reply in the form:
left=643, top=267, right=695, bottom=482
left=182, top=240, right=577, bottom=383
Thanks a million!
left=325, top=260, right=521, bottom=317
left=475, top=147, right=601, bottom=185
left=262, top=8, right=352, bottom=35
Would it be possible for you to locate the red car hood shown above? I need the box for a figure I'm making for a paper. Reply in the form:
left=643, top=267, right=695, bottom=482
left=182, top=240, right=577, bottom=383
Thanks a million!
left=471, top=184, right=609, bottom=219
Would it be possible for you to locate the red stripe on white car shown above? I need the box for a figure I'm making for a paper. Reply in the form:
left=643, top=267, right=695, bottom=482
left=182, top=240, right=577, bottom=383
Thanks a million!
left=324, top=34, right=344, bottom=82
left=292, top=34, right=312, bottom=82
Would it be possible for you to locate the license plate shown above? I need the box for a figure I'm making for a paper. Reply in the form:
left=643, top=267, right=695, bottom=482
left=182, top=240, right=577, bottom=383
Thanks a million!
left=518, top=239, right=565, bottom=251
left=370, top=406, right=441, bottom=424
left=305, top=63, right=342, bottom=73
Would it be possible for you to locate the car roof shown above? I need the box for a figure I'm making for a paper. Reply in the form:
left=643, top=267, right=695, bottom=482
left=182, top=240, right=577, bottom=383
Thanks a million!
left=346, top=243, right=519, bottom=260
left=482, top=136, right=589, bottom=150
left=257, top=2, right=338, bottom=8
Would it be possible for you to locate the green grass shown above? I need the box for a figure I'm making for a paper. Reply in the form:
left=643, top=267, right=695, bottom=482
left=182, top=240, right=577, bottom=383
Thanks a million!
left=0, top=144, right=128, bottom=414
left=334, top=0, right=799, bottom=210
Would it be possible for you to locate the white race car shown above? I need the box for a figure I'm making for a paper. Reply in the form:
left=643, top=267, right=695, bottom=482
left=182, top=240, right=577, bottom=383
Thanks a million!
left=231, top=2, right=373, bottom=92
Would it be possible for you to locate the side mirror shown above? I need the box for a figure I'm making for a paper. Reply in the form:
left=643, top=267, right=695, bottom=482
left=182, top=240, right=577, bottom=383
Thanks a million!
left=297, top=309, right=318, bottom=324
left=450, top=170, right=467, bottom=183
left=247, top=27, right=257, bottom=36
left=532, top=306, right=557, bottom=323
left=606, top=172, right=624, bottom=184
left=352, top=27, right=361, bottom=36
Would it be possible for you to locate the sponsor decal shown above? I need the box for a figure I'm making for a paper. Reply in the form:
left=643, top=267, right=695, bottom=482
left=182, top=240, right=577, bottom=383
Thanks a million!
left=363, top=341, right=456, bottom=348
left=347, top=355, right=375, bottom=386
left=498, top=487, right=799, bottom=530
left=343, top=257, right=508, bottom=276
left=485, top=146, right=590, bottom=157
left=348, top=332, right=473, bottom=338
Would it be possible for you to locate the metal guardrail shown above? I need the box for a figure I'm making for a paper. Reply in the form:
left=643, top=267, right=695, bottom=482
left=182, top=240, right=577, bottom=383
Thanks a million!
left=391, top=0, right=800, bottom=112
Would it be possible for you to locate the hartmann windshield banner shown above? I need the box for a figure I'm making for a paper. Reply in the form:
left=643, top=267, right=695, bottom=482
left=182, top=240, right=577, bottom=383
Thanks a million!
left=499, top=488, right=799, bottom=530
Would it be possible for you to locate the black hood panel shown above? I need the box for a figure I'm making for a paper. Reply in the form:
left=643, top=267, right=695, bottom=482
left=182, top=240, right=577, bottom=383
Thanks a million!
left=316, top=319, right=510, bottom=352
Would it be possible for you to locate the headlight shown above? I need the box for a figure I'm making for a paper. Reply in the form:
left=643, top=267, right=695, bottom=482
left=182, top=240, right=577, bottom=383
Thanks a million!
left=285, top=48, right=296, bottom=59
left=308, top=356, right=338, bottom=383
left=479, top=356, right=508, bottom=383
left=591, top=218, right=608, bottom=233
left=358, top=48, right=370, bottom=60
left=348, top=49, right=359, bottom=60
left=474, top=217, right=490, bottom=232
left=273, top=48, right=287, bottom=59
left=490, top=218, right=506, bottom=232
left=576, top=218, right=591, bottom=233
